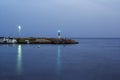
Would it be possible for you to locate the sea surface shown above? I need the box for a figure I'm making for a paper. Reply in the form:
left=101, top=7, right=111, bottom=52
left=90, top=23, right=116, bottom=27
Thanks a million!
left=0, top=38, right=120, bottom=80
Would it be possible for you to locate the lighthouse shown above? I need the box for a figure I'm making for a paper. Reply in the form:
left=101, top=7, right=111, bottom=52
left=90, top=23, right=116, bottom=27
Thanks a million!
left=58, top=30, right=61, bottom=39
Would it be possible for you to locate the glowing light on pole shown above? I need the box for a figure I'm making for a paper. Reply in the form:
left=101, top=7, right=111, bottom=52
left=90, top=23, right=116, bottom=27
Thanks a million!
left=58, top=30, right=61, bottom=39
left=18, top=25, right=21, bottom=37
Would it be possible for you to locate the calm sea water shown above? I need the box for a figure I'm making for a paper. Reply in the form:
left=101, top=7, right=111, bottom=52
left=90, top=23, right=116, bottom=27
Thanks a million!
left=0, top=38, right=120, bottom=80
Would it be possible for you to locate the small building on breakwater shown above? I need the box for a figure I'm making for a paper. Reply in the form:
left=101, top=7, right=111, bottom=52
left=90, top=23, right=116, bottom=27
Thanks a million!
left=0, top=37, right=17, bottom=44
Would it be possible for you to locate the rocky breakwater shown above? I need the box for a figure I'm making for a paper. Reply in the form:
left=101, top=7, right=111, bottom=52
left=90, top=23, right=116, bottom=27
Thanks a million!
left=16, top=38, right=79, bottom=44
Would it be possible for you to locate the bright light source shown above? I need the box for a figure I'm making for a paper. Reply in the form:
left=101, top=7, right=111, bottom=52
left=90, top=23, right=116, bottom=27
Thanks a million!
left=18, top=25, right=21, bottom=32
left=58, top=30, right=61, bottom=33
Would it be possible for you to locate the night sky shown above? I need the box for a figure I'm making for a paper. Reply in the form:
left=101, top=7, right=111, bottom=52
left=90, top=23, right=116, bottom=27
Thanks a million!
left=0, top=0, right=120, bottom=38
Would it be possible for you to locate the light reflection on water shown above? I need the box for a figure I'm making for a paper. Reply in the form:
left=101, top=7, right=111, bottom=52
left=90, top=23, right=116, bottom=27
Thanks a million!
left=16, top=45, right=62, bottom=76
left=57, top=45, right=61, bottom=75
left=17, top=45, right=22, bottom=75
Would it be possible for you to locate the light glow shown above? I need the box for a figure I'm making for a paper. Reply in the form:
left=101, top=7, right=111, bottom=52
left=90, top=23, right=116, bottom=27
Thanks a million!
left=18, top=25, right=21, bottom=32
left=58, top=30, right=61, bottom=33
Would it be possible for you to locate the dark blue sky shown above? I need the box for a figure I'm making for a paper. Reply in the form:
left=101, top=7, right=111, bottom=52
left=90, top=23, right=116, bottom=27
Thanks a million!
left=0, top=0, right=120, bottom=38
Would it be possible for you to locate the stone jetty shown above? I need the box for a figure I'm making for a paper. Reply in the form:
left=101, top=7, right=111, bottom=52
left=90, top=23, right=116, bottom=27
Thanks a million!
left=0, top=37, right=79, bottom=44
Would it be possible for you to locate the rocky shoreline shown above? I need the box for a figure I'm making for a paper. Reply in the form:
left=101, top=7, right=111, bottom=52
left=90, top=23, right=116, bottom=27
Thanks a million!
left=0, top=37, right=79, bottom=44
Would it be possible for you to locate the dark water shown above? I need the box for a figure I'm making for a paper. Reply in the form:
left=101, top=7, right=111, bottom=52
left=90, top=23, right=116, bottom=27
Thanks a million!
left=0, top=39, right=120, bottom=80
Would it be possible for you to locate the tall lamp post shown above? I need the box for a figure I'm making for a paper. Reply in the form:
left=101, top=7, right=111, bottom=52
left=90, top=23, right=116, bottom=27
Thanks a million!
left=18, top=25, right=21, bottom=38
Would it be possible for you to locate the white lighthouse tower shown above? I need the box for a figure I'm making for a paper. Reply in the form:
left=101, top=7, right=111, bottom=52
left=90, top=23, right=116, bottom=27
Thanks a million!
left=58, top=30, right=61, bottom=39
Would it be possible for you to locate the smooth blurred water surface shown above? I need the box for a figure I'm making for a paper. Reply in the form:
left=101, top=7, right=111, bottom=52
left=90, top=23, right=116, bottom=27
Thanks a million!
left=0, top=39, right=120, bottom=80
